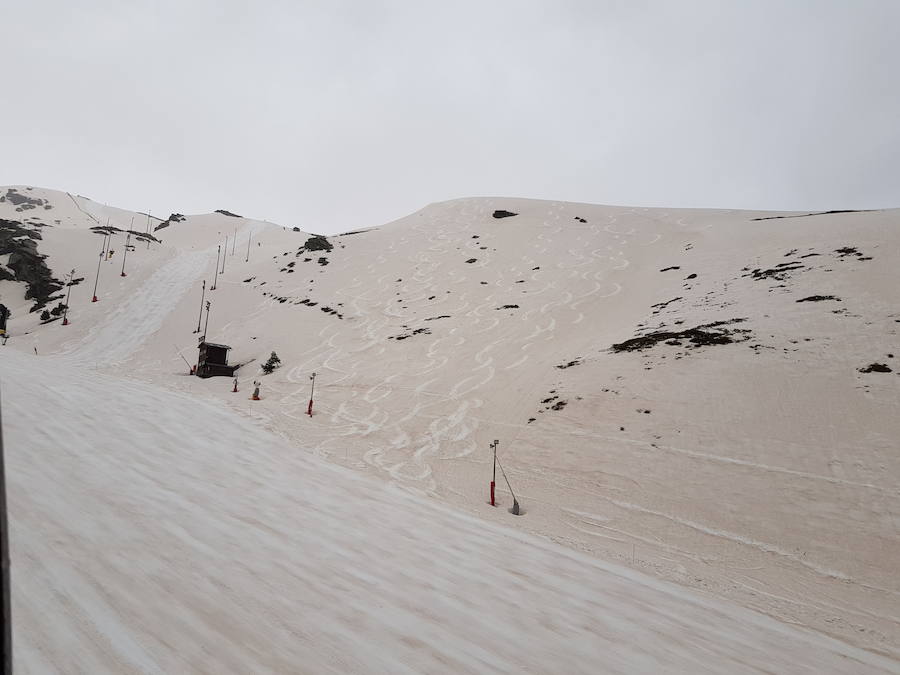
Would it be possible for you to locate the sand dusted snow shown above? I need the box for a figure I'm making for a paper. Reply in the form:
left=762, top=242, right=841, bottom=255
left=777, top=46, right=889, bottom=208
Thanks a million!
left=2, top=186, right=899, bottom=668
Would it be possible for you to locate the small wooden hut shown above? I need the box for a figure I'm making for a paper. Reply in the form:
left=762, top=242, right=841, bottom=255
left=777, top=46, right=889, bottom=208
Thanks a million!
left=196, top=341, right=238, bottom=378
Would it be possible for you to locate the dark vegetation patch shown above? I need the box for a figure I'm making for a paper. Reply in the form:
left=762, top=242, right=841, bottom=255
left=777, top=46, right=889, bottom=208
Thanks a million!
left=752, top=210, right=869, bottom=221
left=610, top=318, right=750, bottom=353
left=859, top=363, right=892, bottom=373
left=556, top=359, right=582, bottom=369
left=492, top=210, right=517, bottom=219
left=389, top=327, right=431, bottom=341
left=660, top=266, right=681, bottom=272
left=0, top=219, right=63, bottom=311
left=215, top=209, right=241, bottom=217
left=796, top=295, right=840, bottom=303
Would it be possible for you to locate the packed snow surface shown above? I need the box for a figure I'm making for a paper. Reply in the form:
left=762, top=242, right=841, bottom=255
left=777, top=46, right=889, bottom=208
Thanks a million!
left=1, top=186, right=899, bottom=669
left=4, top=351, right=896, bottom=674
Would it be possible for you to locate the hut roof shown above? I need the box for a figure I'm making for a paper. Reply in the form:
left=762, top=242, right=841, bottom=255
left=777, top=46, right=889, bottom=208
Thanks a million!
left=199, top=341, right=231, bottom=350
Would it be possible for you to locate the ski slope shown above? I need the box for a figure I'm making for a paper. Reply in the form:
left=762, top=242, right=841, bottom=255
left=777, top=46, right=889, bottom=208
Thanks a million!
left=3, top=350, right=896, bottom=674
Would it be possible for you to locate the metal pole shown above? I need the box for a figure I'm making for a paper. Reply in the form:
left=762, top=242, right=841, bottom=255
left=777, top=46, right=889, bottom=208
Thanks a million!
left=246, top=231, right=251, bottom=262
left=307, top=372, right=316, bottom=416
left=490, top=440, right=498, bottom=506
left=120, top=231, right=131, bottom=276
left=203, top=300, right=211, bottom=339
left=91, top=249, right=103, bottom=302
left=212, top=246, right=220, bottom=290
left=232, top=227, right=236, bottom=255
left=0, top=388, right=13, bottom=675
left=495, top=454, right=520, bottom=515
left=103, top=220, right=110, bottom=258
left=221, top=237, right=227, bottom=274
left=62, top=269, right=75, bottom=324
left=194, top=280, right=206, bottom=333
left=146, top=210, right=151, bottom=249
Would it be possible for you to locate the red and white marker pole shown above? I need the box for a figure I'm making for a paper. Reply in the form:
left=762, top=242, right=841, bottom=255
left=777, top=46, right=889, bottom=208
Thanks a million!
left=307, top=371, right=316, bottom=416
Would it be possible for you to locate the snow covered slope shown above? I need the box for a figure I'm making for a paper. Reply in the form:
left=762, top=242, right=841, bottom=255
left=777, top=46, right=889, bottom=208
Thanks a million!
left=4, top=350, right=896, bottom=674
left=2, top=186, right=898, bottom=662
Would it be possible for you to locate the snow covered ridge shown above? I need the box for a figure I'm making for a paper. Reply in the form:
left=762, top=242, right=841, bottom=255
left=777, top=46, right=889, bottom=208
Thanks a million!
left=2, top=186, right=899, bottom=661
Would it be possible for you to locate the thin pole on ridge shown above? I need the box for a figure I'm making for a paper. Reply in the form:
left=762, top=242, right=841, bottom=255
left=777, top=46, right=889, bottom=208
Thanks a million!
left=222, top=237, right=227, bottom=274
left=246, top=231, right=251, bottom=262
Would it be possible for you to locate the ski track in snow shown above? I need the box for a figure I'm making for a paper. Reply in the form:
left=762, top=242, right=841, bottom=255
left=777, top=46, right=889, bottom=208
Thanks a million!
left=270, top=202, right=646, bottom=500
left=4, top=350, right=895, bottom=675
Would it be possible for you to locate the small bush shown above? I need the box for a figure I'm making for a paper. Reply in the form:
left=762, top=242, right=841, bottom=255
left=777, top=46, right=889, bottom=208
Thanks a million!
left=262, top=351, right=282, bottom=374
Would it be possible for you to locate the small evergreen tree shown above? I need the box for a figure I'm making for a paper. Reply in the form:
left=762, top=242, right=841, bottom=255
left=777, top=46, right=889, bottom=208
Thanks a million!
left=50, top=302, right=66, bottom=316
left=40, top=309, right=51, bottom=321
left=262, top=351, right=282, bottom=374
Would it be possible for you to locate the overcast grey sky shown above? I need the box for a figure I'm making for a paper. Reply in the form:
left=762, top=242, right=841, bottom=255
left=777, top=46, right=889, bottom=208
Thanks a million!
left=3, top=1, right=899, bottom=233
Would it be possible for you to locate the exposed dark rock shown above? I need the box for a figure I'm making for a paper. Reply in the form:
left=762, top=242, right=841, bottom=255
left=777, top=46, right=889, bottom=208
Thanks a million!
left=424, top=315, right=451, bottom=321
left=154, top=213, right=185, bottom=231
left=302, top=235, right=333, bottom=253
left=556, top=359, right=582, bottom=369
left=2, top=188, right=47, bottom=210
left=752, top=210, right=869, bottom=221
left=0, top=218, right=63, bottom=311
left=492, top=210, right=517, bottom=219
left=685, top=273, right=697, bottom=279
left=610, top=318, right=750, bottom=353
left=465, top=258, right=477, bottom=263
left=746, top=263, right=804, bottom=281
left=650, top=297, right=682, bottom=312
left=660, top=266, right=681, bottom=272
left=859, top=363, right=892, bottom=373
left=796, top=295, right=841, bottom=302
left=389, top=327, right=431, bottom=341
left=497, top=304, right=519, bottom=310
left=215, top=209, right=241, bottom=217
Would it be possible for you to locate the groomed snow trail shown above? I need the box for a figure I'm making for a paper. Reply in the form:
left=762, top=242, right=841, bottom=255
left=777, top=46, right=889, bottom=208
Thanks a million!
left=60, top=248, right=212, bottom=366
left=4, top=351, right=896, bottom=674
